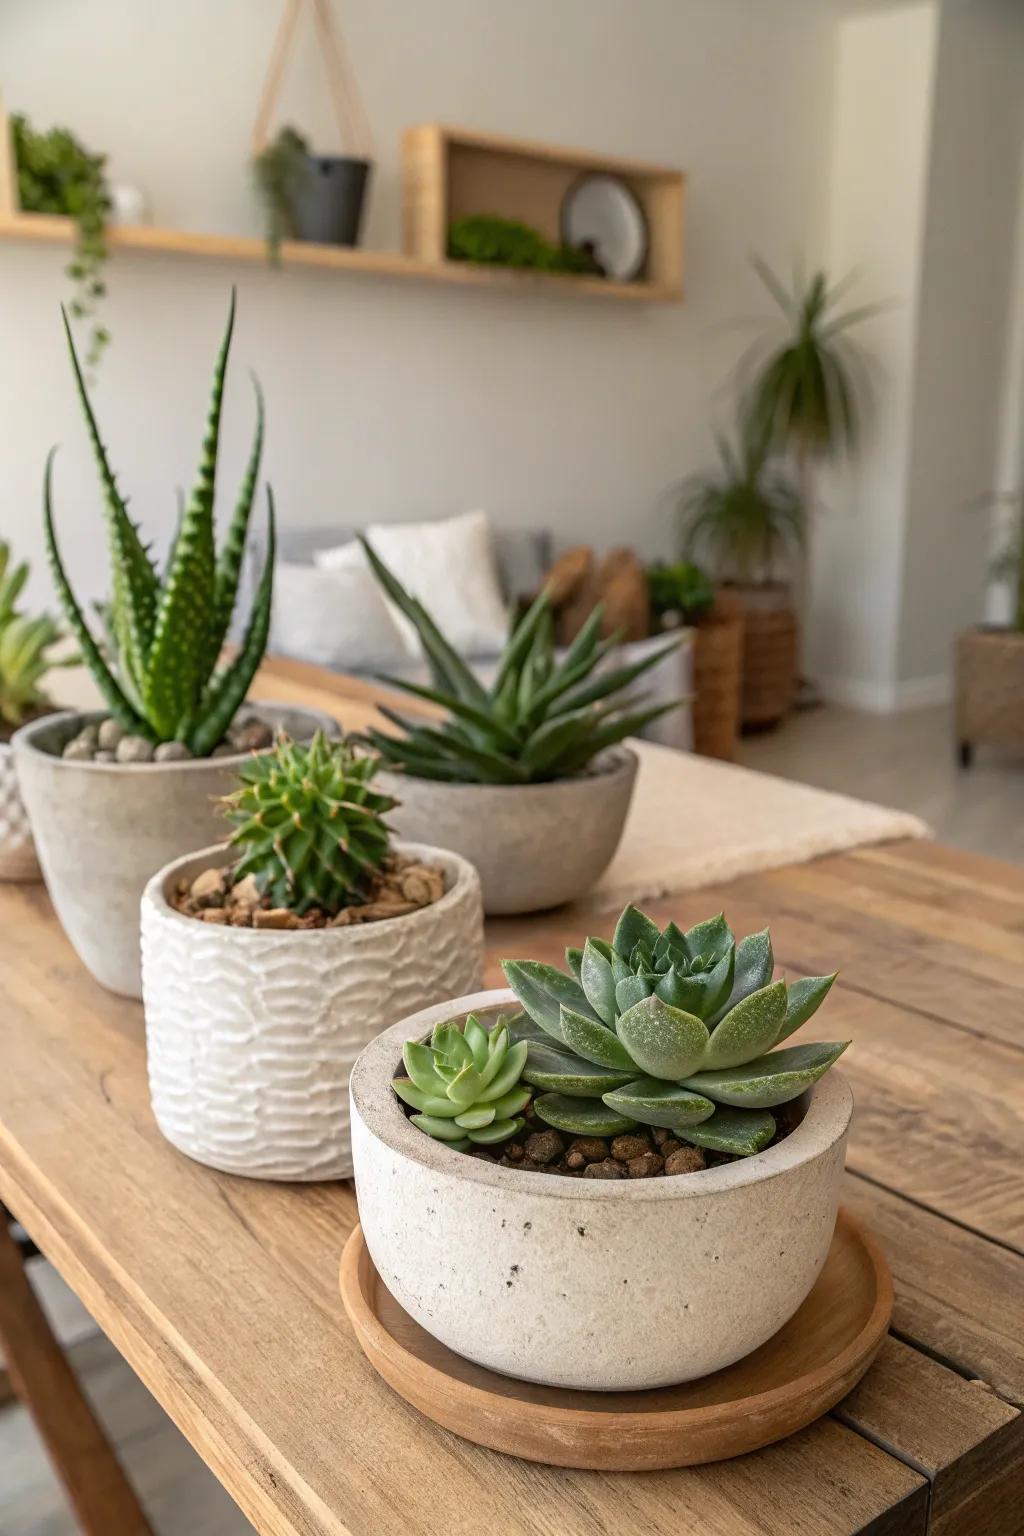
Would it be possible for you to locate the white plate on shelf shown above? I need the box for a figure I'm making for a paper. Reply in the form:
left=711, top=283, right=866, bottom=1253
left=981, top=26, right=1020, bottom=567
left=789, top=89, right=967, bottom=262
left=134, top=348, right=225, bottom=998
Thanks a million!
left=561, top=174, right=648, bottom=282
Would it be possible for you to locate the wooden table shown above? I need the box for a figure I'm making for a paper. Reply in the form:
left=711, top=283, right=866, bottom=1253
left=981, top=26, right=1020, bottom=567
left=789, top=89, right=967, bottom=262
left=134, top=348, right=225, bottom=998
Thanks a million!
left=1, top=666, right=1023, bottom=1536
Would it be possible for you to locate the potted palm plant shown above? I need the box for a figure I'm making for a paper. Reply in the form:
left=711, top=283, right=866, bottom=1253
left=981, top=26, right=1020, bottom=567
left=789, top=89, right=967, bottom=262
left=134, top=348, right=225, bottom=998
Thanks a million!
left=350, top=902, right=850, bottom=1389
left=13, top=293, right=336, bottom=997
left=678, top=424, right=804, bottom=728
left=357, top=540, right=681, bottom=914
left=955, top=491, right=1024, bottom=765
left=0, top=541, right=71, bottom=881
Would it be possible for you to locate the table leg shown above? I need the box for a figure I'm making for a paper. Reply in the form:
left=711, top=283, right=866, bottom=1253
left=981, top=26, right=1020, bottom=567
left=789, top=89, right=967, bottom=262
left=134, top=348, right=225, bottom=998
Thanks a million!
left=0, top=1216, right=154, bottom=1535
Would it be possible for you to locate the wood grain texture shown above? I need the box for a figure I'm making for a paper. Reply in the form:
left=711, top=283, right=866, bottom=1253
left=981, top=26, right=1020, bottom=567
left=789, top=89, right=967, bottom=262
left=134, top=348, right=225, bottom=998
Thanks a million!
left=0, top=1217, right=153, bottom=1536
left=341, top=1209, right=892, bottom=1470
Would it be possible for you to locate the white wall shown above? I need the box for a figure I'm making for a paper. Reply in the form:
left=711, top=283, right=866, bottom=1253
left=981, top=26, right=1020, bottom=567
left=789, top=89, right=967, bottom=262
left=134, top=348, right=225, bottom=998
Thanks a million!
left=0, top=0, right=836, bottom=615
left=811, top=1, right=939, bottom=710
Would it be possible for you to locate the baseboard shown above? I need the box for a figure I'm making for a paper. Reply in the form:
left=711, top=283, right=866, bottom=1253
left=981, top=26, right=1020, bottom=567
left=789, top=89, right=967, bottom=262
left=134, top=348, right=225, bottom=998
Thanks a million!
left=817, top=672, right=951, bottom=713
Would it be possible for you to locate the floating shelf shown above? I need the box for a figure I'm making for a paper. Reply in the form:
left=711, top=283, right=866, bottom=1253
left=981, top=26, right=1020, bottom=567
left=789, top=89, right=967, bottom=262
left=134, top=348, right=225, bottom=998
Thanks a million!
left=0, top=106, right=684, bottom=304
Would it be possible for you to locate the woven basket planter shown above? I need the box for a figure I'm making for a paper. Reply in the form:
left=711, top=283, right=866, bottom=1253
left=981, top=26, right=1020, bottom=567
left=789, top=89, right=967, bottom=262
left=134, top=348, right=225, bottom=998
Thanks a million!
left=691, top=592, right=744, bottom=761
left=954, top=627, right=1024, bottom=765
left=728, top=585, right=798, bottom=729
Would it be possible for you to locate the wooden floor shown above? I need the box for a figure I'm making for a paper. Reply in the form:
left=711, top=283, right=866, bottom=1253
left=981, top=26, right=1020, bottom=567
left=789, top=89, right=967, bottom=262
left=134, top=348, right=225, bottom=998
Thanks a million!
left=2, top=699, right=1021, bottom=1536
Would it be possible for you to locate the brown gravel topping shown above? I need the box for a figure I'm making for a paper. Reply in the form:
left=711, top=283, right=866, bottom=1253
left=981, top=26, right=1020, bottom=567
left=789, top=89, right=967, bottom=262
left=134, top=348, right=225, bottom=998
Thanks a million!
left=172, top=852, right=446, bottom=929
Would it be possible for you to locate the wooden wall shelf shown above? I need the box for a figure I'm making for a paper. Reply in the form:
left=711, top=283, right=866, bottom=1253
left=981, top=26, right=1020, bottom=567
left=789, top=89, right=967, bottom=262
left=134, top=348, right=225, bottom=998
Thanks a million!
left=0, top=106, right=683, bottom=304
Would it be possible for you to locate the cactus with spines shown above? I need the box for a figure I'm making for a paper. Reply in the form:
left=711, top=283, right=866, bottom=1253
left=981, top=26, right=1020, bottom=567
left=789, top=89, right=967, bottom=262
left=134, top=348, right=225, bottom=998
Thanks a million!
left=221, top=731, right=397, bottom=915
left=502, top=905, right=847, bottom=1156
left=42, top=289, right=275, bottom=755
left=395, top=1016, right=531, bottom=1150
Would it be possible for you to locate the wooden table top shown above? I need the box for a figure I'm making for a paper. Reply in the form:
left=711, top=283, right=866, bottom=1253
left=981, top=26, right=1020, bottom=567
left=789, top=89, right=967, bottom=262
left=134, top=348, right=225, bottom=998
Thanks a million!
left=1, top=661, right=1022, bottom=1536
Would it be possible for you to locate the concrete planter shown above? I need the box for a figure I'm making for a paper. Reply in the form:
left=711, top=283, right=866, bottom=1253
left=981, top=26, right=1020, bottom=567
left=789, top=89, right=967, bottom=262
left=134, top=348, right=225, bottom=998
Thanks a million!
left=377, top=747, right=638, bottom=915
left=351, top=990, right=853, bottom=1391
left=12, top=703, right=338, bottom=999
left=142, top=841, right=483, bottom=1181
left=0, top=741, right=40, bottom=882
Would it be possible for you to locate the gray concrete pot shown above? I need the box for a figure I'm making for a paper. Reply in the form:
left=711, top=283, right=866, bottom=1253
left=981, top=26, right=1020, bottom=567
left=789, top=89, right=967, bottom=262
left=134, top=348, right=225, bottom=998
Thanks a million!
left=12, top=703, right=339, bottom=999
left=376, top=747, right=638, bottom=915
left=351, top=990, right=853, bottom=1391
left=0, top=741, right=40, bottom=882
left=142, top=841, right=483, bottom=1181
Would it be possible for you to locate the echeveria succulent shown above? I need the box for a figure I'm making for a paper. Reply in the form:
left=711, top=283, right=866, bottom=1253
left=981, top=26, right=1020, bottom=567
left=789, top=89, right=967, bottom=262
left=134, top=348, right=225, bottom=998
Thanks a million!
left=396, top=1015, right=530, bottom=1151
left=502, top=905, right=847, bottom=1156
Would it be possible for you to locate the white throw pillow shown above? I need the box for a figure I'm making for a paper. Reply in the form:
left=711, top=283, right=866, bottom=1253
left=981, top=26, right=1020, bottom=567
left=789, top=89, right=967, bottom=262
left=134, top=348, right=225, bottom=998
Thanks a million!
left=269, top=560, right=408, bottom=672
left=316, top=512, right=510, bottom=658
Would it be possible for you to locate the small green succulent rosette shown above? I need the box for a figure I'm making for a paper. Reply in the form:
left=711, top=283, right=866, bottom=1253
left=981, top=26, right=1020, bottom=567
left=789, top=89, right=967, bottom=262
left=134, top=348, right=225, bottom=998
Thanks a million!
left=502, top=904, right=848, bottom=1157
left=394, top=1015, right=531, bottom=1153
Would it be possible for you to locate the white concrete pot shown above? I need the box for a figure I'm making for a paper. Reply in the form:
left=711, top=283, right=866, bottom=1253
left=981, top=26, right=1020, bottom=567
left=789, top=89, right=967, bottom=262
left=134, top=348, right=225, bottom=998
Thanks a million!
left=142, top=842, right=484, bottom=1182
left=351, top=990, right=853, bottom=1391
left=377, top=747, right=638, bottom=915
left=0, top=741, right=40, bottom=882
left=13, top=703, right=339, bottom=999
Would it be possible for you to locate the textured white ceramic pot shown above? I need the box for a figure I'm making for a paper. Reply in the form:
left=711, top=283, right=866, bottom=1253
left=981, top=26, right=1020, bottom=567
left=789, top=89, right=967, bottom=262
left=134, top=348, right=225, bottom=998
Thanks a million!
left=142, top=841, right=484, bottom=1181
left=0, top=741, right=40, bottom=882
left=351, top=990, right=853, bottom=1391
left=13, top=703, right=338, bottom=999
left=376, top=747, right=638, bottom=915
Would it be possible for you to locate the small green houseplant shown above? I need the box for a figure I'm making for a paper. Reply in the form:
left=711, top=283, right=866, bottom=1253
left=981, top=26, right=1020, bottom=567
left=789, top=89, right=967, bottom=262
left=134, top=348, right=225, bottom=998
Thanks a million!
left=44, top=289, right=274, bottom=758
left=448, top=215, right=600, bottom=276
left=253, top=125, right=310, bottom=262
left=141, top=730, right=485, bottom=1180
left=12, top=114, right=112, bottom=369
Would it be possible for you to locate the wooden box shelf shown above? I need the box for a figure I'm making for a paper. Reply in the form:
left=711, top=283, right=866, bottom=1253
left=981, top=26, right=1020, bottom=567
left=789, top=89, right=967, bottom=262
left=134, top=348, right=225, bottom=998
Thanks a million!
left=403, top=123, right=685, bottom=301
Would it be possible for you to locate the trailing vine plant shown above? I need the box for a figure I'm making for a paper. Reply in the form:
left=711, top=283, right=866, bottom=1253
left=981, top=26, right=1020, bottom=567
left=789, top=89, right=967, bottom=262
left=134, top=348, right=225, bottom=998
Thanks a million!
left=252, top=125, right=310, bottom=264
left=13, top=114, right=112, bottom=369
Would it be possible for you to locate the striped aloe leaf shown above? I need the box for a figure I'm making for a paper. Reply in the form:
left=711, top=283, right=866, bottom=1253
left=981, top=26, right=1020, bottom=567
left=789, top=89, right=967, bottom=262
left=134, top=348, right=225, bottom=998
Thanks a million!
left=45, top=291, right=275, bottom=753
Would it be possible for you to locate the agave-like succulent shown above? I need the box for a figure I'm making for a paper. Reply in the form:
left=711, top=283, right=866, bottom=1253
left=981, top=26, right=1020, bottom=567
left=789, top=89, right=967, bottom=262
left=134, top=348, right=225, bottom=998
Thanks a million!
left=43, top=290, right=274, bottom=756
left=0, top=541, right=67, bottom=734
left=395, top=1015, right=531, bottom=1150
left=503, top=905, right=847, bottom=1156
left=358, top=537, right=681, bottom=785
left=221, top=731, right=395, bottom=915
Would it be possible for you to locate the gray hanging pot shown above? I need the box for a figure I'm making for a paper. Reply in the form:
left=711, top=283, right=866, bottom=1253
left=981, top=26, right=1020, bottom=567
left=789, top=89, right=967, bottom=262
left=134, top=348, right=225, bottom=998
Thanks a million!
left=291, top=154, right=371, bottom=247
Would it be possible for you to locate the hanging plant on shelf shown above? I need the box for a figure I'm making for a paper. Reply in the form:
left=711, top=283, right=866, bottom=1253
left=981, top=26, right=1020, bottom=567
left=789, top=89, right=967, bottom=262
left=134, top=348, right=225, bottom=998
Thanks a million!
left=252, top=124, right=309, bottom=263
left=12, top=114, right=112, bottom=369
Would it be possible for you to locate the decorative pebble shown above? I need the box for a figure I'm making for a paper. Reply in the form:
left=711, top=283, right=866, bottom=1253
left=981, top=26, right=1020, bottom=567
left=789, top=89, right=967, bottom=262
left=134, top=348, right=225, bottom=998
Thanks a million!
left=200, top=908, right=229, bottom=924
left=664, top=1146, right=707, bottom=1176
left=230, top=873, right=262, bottom=910
left=231, top=719, right=274, bottom=752
left=568, top=1137, right=609, bottom=1164
left=611, top=1134, right=651, bottom=1163
left=212, top=743, right=237, bottom=757
left=253, top=907, right=301, bottom=929
left=523, top=1129, right=564, bottom=1166
left=93, top=748, right=116, bottom=763
left=62, top=738, right=96, bottom=761
left=116, top=735, right=155, bottom=763
left=627, top=1151, right=665, bottom=1179
left=97, top=718, right=125, bottom=750
left=154, top=740, right=193, bottom=762
left=190, top=868, right=227, bottom=903
left=583, top=1158, right=625, bottom=1179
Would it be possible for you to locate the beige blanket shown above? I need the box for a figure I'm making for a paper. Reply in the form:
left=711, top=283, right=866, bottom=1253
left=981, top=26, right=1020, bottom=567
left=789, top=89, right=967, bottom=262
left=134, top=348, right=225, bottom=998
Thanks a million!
left=592, top=740, right=929, bottom=911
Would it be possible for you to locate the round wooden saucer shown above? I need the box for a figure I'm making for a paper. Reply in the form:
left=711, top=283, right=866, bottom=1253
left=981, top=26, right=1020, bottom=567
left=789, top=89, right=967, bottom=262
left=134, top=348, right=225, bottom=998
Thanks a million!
left=339, top=1206, right=891, bottom=1470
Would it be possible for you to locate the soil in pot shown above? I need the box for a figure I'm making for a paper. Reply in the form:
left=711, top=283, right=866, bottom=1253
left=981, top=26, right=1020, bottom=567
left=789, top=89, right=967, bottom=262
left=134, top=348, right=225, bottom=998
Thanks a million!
left=57, top=710, right=276, bottom=764
left=172, top=849, right=447, bottom=930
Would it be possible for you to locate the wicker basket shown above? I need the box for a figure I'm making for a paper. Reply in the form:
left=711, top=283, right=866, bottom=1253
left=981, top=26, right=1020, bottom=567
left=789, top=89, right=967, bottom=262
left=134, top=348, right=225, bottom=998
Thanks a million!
left=954, top=627, right=1024, bottom=765
left=729, top=584, right=798, bottom=728
left=691, top=593, right=744, bottom=760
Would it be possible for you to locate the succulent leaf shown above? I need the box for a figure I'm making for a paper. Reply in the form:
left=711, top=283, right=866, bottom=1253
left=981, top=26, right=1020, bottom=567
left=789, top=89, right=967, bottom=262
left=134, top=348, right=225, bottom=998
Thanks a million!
left=580, top=938, right=618, bottom=1025
left=411, top=1113, right=472, bottom=1142
left=615, top=974, right=652, bottom=1014
left=208, top=372, right=265, bottom=668
left=565, top=946, right=584, bottom=981
left=467, top=1116, right=526, bottom=1145
left=478, top=1039, right=529, bottom=1101
left=559, top=1005, right=635, bottom=1071
left=681, top=1040, right=850, bottom=1109
left=709, top=928, right=774, bottom=1027
left=521, top=1039, right=634, bottom=1097
left=534, top=1093, right=637, bottom=1137
left=463, top=1014, right=490, bottom=1071
left=602, top=1079, right=715, bottom=1131
left=612, top=904, right=662, bottom=960
left=616, top=996, right=709, bottom=1079
left=776, top=973, right=838, bottom=1044
left=401, top=1017, right=529, bottom=1149
left=700, top=980, right=788, bottom=1070
left=680, top=1107, right=777, bottom=1156
left=501, top=959, right=600, bottom=1043
left=681, top=913, right=733, bottom=963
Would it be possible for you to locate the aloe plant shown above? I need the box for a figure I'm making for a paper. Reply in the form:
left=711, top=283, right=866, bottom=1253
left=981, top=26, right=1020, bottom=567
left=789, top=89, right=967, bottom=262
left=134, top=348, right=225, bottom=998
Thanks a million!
left=395, top=1015, right=531, bottom=1150
left=503, top=904, right=847, bottom=1156
left=222, top=731, right=396, bottom=915
left=0, top=541, right=69, bottom=735
left=359, top=538, right=681, bottom=784
left=43, top=291, right=275, bottom=755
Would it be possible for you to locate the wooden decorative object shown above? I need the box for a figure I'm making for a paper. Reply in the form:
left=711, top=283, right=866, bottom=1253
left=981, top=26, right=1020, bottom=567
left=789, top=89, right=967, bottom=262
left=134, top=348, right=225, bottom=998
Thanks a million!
left=340, top=1207, right=892, bottom=1472
left=550, top=547, right=650, bottom=647
left=730, top=583, right=798, bottom=728
left=954, top=627, right=1024, bottom=766
left=402, top=124, right=685, bottom=301
left=691, top=588, right=745, bottom=760
left=541, top=545, right=592, bottom=609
